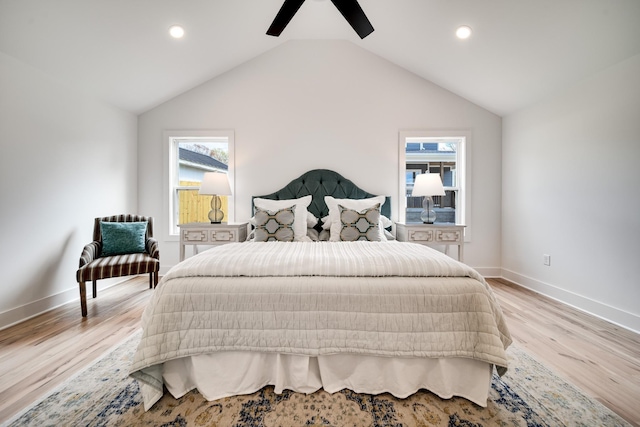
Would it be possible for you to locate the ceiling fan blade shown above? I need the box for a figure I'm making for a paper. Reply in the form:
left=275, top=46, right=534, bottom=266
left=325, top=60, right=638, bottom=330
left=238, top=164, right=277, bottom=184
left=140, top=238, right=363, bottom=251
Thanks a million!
left=267, top=0, right=306, bottom=37
left=330, top=0, right=374, bottom=39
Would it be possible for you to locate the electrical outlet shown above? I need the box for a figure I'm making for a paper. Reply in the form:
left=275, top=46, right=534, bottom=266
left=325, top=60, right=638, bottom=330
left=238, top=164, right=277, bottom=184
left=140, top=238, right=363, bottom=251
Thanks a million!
left=543, top=254, right=551, bottom=266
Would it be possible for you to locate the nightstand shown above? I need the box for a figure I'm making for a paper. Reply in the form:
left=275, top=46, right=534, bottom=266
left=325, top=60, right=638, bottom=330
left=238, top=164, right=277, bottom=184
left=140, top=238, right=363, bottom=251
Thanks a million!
left=178, top=222, right=248, bottom=261
left=395, top=223, right=466, bottom=262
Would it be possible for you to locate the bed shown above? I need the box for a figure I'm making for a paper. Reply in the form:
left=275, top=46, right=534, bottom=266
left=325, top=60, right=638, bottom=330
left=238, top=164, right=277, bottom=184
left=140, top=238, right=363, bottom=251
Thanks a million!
left=130, top=169, right=512, bottom=411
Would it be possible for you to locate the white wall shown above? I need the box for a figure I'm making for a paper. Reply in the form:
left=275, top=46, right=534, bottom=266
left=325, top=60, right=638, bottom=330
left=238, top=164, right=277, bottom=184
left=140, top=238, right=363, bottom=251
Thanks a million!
left=502, top=53, right=640, bottom=332
left=0, top=52, right=138, bottom=328
left=138, top=41, right=502, bottom=273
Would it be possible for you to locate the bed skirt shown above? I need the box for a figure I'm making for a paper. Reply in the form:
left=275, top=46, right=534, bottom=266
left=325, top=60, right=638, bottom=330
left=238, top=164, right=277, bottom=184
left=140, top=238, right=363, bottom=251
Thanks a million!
left=153, top=352, right=493, bottom=410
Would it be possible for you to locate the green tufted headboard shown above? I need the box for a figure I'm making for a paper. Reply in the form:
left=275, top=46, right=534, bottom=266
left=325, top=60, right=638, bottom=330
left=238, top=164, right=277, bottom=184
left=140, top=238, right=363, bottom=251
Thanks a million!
left=252, top=169, right=391, bottom=222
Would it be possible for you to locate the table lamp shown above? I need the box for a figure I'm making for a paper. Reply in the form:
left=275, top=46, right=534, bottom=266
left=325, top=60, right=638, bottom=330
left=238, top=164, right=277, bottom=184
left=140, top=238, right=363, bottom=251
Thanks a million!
left=411, top=173, right=446, bottom=224
left=198, top=172, right=232, bottom=223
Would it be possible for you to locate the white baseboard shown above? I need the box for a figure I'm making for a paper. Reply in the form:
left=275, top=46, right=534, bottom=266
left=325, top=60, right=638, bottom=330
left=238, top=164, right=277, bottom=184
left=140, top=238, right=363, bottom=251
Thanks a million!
left=475, top=267, right=502, bottom=278
left=0, top=277, right=128, bottom=331
left=501, top=268, right=640, bottom=334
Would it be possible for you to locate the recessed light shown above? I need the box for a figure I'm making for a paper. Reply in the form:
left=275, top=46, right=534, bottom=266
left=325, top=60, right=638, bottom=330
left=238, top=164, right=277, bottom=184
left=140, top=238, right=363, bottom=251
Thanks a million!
left=169, top=25, right=185, bottom=39
left=456, top=25, right=472, bottom=39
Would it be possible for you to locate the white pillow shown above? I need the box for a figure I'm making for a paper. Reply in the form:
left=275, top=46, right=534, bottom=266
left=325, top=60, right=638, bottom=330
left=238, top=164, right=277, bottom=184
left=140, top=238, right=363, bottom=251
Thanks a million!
left=321, top=215, right=330, bottom=230
left=324, top=195, right=387, bottom=241
left=254, top=195, right=312, bottom=242
left=307, top=211, right=319, bottom=228
left=380, top=215, right=393, bottom=229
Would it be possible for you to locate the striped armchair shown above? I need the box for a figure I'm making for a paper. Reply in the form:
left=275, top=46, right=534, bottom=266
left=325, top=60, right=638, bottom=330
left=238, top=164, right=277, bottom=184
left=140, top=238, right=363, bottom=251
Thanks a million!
left=76, top=214, right=160, bottom=317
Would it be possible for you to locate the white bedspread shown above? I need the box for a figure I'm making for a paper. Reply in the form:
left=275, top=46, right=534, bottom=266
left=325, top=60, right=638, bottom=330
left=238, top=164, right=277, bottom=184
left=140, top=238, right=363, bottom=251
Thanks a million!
left=130, top=241, right=511, bottom=408
left=161, top=240, right=488, bottom=279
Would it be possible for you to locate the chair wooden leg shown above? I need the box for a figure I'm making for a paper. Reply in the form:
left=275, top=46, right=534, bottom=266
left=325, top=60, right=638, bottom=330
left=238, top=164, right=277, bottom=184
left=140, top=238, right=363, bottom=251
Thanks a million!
left=153, top=271, right=159, bottom=288
left=149, top=272, right=153, bottom=289
left=92, top=280, right=97, bottom=298
left=79, top=281, right=87, bottom=317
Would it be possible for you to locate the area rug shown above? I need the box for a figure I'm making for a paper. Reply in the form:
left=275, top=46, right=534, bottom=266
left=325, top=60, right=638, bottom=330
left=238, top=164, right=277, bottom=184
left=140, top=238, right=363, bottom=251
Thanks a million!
left=4, top=331, right=630, bottom=427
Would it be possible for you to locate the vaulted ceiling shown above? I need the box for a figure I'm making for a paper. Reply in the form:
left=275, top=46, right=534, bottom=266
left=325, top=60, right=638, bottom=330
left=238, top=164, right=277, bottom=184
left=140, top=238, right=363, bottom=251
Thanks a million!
left=1, top=0, right=639, bottom=116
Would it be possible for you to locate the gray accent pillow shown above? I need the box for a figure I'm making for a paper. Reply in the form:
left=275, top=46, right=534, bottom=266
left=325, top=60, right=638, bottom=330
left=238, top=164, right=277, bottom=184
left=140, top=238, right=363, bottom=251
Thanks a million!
left=100, top=221, right=147, bottom=256
left=338, top=203, right=381, bottom=242
left=254, top=206, right=295, bottom=242
left=318, top=229, right=331, bottom=241
left=307, top=228, right=320, bottom=241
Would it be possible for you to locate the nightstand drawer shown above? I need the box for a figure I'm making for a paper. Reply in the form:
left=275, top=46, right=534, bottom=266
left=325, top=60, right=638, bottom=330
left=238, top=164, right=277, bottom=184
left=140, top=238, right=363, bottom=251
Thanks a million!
left=178, top=222, right=249, bottom=261
left=435, top=230, right=461, bottom=243
left=184, top=230, right=208, bottom=242
left=210, top=229, right=235, bottom=242
left=408, top=230, right=434, bottom=242
left=395, top=222, right=465, bottom=262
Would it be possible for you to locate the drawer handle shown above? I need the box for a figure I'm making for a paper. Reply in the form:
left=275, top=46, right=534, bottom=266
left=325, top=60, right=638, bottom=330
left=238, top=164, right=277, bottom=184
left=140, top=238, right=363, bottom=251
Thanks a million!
left=184, top=231, right=207, bottom=242
left=410, top=230, right=433, bottom=241
left=212, top=230, right=234, bottom=241
left=437, top=231, right=460, bottom=242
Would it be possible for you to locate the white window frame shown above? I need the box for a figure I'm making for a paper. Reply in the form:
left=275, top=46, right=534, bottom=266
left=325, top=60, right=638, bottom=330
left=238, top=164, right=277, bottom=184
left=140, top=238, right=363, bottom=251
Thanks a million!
left=163, top=130, right=235, bottom=241
left=398, top=130, right=472, bottom=241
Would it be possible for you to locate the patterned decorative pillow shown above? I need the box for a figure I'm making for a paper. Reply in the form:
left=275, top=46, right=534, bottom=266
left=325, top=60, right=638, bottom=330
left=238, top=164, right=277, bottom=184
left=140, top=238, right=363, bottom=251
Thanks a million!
left=325, top=196, right=387, bottom=241
left=100, top=221, right=147, bottom=256
left=253, top=206, right=295, bottom=242
left=253, top=195, right=311, bottom=241
left=338, top=203, right=381, bottom=242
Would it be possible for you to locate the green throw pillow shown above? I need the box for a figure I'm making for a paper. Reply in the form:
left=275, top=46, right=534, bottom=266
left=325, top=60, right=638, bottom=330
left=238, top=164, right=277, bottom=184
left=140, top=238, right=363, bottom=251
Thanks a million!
left=100, top=221, right=147, bottom=256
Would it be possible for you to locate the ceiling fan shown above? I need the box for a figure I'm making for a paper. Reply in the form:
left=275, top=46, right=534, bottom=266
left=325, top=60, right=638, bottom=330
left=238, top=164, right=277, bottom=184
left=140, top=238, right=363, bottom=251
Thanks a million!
left=267, top=0, right=374, bottom=39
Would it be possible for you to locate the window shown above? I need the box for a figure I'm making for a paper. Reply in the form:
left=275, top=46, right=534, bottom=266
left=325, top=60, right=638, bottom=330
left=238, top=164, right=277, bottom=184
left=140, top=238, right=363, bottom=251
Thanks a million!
left=165, top=131, right=234, bottom=237
left=398, top=131, right=469, bottom=235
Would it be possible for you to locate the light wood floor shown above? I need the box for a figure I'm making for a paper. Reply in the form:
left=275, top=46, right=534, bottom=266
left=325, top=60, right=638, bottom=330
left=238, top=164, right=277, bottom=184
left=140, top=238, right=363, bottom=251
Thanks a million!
left=0, top=277, right=638, bottom=425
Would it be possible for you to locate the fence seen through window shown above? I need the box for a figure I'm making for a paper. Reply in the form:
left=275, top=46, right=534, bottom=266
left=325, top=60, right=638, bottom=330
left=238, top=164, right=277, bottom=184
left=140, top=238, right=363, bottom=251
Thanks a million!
left=175, top=141, right=229, bottom=225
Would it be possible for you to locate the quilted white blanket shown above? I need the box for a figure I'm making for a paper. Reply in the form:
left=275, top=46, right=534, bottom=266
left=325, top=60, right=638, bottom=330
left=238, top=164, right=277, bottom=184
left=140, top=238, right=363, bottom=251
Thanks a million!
left=130, top=241, right=511, bottom=404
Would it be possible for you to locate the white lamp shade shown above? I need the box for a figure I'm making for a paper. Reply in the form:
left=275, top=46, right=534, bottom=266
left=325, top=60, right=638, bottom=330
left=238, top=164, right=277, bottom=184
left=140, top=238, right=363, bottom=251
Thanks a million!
left=198, top=172, right=232, bottom=196
left=411, top=173, right=446, bottom=197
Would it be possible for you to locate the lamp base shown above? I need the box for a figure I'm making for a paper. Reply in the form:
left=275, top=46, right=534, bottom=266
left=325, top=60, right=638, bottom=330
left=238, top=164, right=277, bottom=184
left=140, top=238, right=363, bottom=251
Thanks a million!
left=420, top=196, right=437, bottom=224
left=420, top=211, right=436, bottom=224
left=208, top=195, right=225, bottom=224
